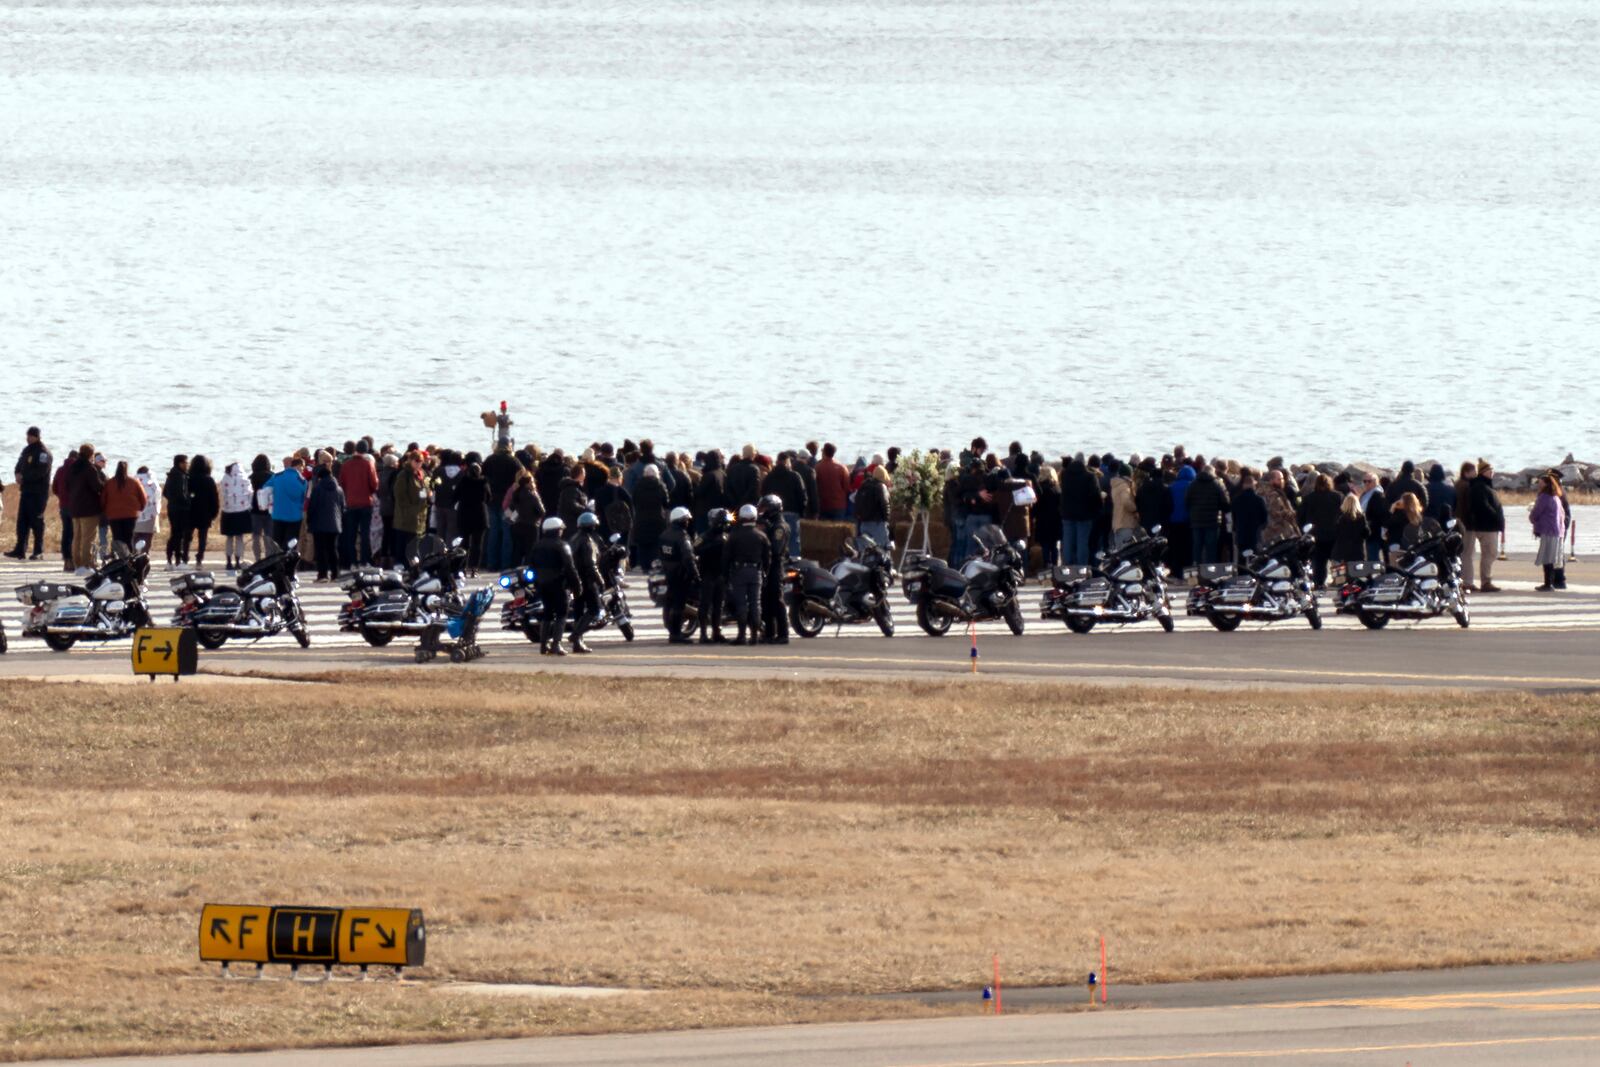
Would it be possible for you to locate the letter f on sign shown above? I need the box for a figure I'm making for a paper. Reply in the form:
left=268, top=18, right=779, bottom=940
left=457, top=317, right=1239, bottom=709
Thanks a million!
left=349, top=916, right=369, bottom=950
left=292, top=916, right=316, bottom=953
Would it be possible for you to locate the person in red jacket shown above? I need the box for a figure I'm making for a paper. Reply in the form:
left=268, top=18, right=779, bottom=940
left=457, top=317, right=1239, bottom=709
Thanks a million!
left=813, top=442, right=851, bottom=520
left=337, top=441, right=380, bottom=568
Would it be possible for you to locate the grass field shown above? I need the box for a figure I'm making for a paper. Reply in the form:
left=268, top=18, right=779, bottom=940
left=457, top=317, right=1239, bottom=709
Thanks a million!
left=3, top=671, right=1600, bottom=1060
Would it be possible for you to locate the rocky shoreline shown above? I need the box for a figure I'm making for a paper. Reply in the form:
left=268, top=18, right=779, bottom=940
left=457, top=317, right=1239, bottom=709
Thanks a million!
left=1279, top=454, right=1597, bottom=493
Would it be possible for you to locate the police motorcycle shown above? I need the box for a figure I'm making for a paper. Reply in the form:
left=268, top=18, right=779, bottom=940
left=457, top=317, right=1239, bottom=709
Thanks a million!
left=169, top=538, right=310, bottom=649
left=901, top=523, right=1028, bottom=637
left=501, top=529, right=635, bottom=643
left=14, top=539, right=153, bottom=651
left=647, top=523, right=739, bottom=641
left=1337, top=520, right=1469, bottom=630
left=785, top=533, right=896, bottom=637
left=1041, top=526, right=1173, bottom=634
left=1185, top=525, right=1322, bottom=632
left=338, top=534, right=468, bottom=647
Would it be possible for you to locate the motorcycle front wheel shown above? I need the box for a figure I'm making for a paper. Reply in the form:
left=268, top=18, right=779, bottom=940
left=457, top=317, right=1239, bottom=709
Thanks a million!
left=360, top=626, right=395, bottom=647
left=1004, top=599, right=1025, bottom=636
left=1307, top=609, right=1323, bottom=630
left=874, top=601, right=895, bottom=637
left=1452, top=603, right=1470, bottom=628
left=1157, top=612, right=1175, bottom=633
left=789, top=602, right=826, bottom=638
left=619, top=619, right=635, bottom=641
left=916, top=600, right=952, bottom=637
left=664, top=610, right=696, bottom=640
left=1357, top=610, right=1389, bottom=630
left=292, top=625, right=310, bottom=648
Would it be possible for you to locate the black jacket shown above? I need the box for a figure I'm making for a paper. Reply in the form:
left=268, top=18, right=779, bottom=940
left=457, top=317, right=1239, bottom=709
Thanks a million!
left=725, top=458, right=762, bottom=508
left=1389, top=473, right=1428, bottom=511
left=482, top=449, right=521, bottom=505
left=795, top=460, right=820, bottom=519
left=1331, top=513, right=1368, bottom=560
left=528, top=532, right=580, bottom=594
left=14, top=441, right=52, bottom=491
left=762, top=467, right=807, bottom=515
left=1299, top=489, right=1342, bottom=547
left=1060, top=462, right=1103, bottom=522
left=1034, top=480, right=1062, bottom=535
left=658, top=525, right=699, bottom=584
left=694, top=466, right=729, bottom=520
left=569, top=529, right=604, bottom=592
left=695, top=528, right=727, bottom=581
left=1135, top=475, right=1170, bottom=532
left=508, top=484, right=543, bottom=539
left=760, top=516, right=789, bottom=578
left=556, top=477, right=590, bottom=530
left=1467, top=476, right=1505, bottom=533
left=631, top=476, right=670, bottom=544
left=188, top=472, right=220, bottom=526
left=162, top=466, right=191, bottom=515
left=855, top=480, right=890, bottom=523
left=724, top=523, right=770, bottom=575
left=1185, top=470, right=1231, bottom=529
left=1231, top=488, right=1267, bottom=555
left=454, top=472, right=489, bottom=536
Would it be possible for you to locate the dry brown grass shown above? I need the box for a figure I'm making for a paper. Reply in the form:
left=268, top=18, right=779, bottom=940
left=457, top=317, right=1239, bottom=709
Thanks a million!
left=3, top=673, right=1600, bottom=1060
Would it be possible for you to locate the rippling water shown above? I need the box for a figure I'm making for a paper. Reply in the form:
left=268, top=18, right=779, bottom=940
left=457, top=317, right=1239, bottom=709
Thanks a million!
left=4, top=1, right=1597, bottom=468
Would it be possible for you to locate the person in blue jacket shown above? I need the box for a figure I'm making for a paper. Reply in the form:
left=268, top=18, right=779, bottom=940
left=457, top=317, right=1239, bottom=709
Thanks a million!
left=265, top=457, right=310, bottom=549
left=1166, top=463, right=1196, bottom=579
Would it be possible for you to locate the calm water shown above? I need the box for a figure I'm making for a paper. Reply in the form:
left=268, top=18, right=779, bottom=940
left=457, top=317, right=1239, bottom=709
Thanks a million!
left=4, top=1, right=1597, bottom=469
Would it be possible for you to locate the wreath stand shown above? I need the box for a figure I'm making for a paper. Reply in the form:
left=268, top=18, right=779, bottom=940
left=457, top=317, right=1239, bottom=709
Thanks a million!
left=900, top=509, right=933, bottom=568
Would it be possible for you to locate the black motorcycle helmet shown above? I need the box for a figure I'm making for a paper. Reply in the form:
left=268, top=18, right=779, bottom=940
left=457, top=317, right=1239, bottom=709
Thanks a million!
left=707, top=508, right=730, bottom=531
left=757, top=494, right=783, bottom=519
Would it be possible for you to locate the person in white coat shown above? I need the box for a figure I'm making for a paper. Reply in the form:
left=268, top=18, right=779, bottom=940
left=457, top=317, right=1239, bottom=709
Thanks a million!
left=219, top=462, right=254, bottom=571
left=132, top=465, right=162, bottom=554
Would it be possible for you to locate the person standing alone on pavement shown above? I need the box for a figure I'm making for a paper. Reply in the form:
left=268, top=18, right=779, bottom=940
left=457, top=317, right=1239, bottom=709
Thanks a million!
left=1465, top=460, right=1504, bottom=592
left=7, top=427, right=52, bottom=560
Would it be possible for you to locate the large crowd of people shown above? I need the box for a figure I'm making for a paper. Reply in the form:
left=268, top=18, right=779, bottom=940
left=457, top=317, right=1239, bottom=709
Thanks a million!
left=2, top=426, right=1579, bottom=598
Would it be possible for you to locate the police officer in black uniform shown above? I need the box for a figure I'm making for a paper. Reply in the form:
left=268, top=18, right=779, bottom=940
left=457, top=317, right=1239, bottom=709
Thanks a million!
left=7, top=427, right=52, bottom=560
left=659, top=506, right=699, bottom=643
left=695, top=508, right=731, bottom=643
left=527, top=516, right=581, bottom=656
left=723, top=504, right=769, bottom=645
left=567, top=510, right=605, bottom=654
left=757, top=494, right=790, bottom=644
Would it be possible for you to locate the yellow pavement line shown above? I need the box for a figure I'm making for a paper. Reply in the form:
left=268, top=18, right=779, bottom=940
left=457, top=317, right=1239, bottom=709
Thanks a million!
left=1264, top=983, right=1600, bottom=1010
left=644, top=651, right=1600, bottom=688
left=903, top=1031, right=1600, bottom=1065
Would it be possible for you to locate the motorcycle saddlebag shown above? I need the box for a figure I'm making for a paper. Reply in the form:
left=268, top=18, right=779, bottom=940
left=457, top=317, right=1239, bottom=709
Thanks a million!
left=794, top=561, right=837, bottom=596
left=1345, top=561, right=1386, bottom=580
left=16, top=581, right=79, bottom=606
left=924, top=562, right=967, bottom=600
left=1196, top=563, right=1235, bottom=585
left=1052, top=564, right=1093, bottom=586
left=191, top=589, right=243, bottom=625
left=169, top=572, right=216, bottom=597
left=363, top=589, right=413, bottom=623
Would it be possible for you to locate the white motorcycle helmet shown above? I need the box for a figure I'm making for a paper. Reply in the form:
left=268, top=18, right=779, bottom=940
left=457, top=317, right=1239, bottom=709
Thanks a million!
left=737, top=504, right=758, bottom=523
left=669, top=506, right=693, bottom=526
left=542, top=516, right=566, bottom=534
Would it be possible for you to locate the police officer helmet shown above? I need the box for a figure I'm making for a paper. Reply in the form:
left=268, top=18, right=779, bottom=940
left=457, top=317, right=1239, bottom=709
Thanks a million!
left=669, top=506, right=693, bottom=527
left=737, top=504, right=758, bottom=524
left=757, top=494, right=783, bottom=518
left=576, top=511, right=599, bottom=530
left=707, top=508, right=729, bottom=529
left=541, top=516, right=565, bottom=534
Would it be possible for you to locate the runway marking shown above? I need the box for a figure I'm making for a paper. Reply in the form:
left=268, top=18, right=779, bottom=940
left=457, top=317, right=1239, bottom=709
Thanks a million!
left=903, top=1031, right=1600, bottom=1064
left=1264, top=983, right=1600, bottom=1012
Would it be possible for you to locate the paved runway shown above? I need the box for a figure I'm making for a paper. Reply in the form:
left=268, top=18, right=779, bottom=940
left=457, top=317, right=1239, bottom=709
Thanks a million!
left=0, top=556, right=1595, bottom=689
left=32, top=962, right=1600, bottom=1066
